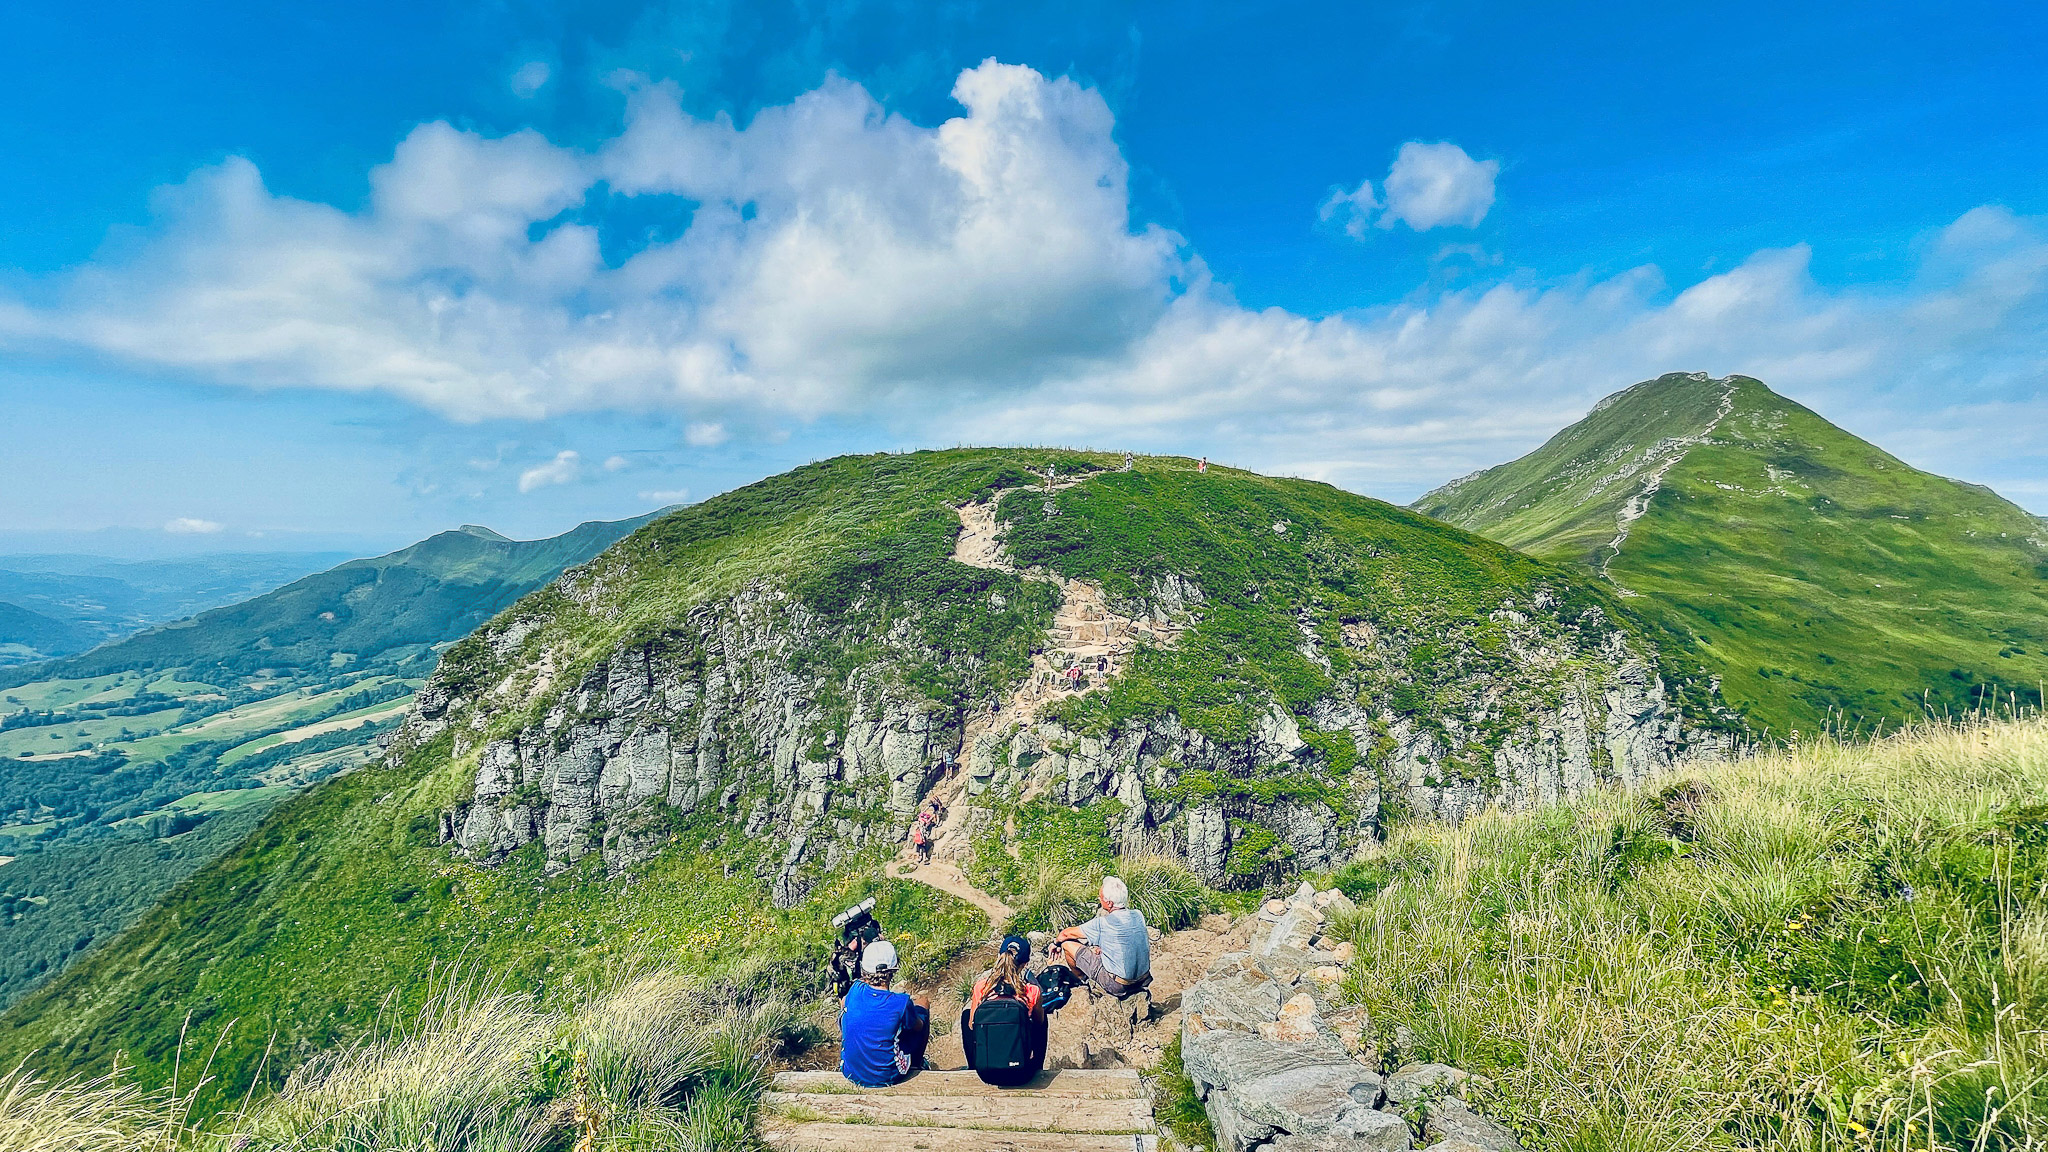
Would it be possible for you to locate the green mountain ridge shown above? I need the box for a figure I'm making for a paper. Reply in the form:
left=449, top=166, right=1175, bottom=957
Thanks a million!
left=0, top=514, right=670, bottom=690
left=0, top=511, right=664, bottom=1012
left=0, top=449, right=1731, bottom=1115
left=0, top=552, right=355, bottom=667
left=1414, top=372, right=2048, bottom=734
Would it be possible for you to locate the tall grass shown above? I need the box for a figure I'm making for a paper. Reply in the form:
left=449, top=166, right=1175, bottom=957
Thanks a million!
left=0, top=967, right=807, bottom=1152
left=1326, top=716, right=2048, bottom=1152
left=1003, top=853, right=1207, bottom=934
left=0, top=1064, right=189, bottom=1152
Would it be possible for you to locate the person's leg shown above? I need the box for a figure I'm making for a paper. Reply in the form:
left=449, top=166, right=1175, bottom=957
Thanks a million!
left=901, top=997, right=931, bottom=1068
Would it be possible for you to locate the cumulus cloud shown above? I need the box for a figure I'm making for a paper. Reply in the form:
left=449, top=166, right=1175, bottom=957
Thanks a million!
left=518, top=450, right=581, bottom=492
left=164, top=517, right=224, bottom=534
left=1324, top=141, right=1498, bottom=236
left=639, top=488, right=690, bottom=503
left=0, top=63, right=2042, bottom=498
left=1381, top=142, right=1498, bottom=230
left=603, top=454, right=629, bottom=472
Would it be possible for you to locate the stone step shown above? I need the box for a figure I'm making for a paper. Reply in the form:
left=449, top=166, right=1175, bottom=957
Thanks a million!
left=771, top=1069, right=1143, bottom=1099
left=765, top=1091, right=1152, bottom=1133
left=767, top=1123, right=1158, bottom=1152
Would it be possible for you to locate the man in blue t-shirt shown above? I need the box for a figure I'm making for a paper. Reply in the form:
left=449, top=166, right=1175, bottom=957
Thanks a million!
left=839, top=939, right=931, bottom=1087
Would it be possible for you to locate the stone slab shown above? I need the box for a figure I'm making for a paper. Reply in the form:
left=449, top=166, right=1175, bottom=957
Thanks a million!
left=770, top=1069, right=1142, bottom=1098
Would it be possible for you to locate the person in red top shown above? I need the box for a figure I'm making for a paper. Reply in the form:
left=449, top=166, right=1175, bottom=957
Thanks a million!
left=961, top=935, right=1046, bottom=1086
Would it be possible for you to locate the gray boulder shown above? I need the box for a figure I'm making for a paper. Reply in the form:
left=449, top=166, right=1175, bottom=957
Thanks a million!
left=1230, top=1063, right=1386, bottom=1134
left=1267, top=1108, right=1412, bottom=1150
left=1423, top=1101, right=1524, bottom=1152
left=1386, top=1063, right=1471, bottom=1105
left=1183, top=1029, right=1355, bottom=1097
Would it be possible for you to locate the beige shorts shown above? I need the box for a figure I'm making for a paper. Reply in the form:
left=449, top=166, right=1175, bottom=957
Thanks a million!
left=1072, top=945, right=1145, bottom=999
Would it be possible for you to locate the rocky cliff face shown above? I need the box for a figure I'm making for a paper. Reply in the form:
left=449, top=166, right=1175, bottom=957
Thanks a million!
left=400, top=455, right=1736, bottom=907
left=951, top=585, right=1715, bottom=889
left=417, top=579, right=966, bottom=905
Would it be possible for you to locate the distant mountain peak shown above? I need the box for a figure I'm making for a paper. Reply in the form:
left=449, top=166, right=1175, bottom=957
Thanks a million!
left=1414, top=371, right=2048, bottom=734
left=453, top=525, right=511, bottom=541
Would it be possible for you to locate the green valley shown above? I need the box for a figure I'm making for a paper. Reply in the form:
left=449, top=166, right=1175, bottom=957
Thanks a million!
left=0, top=514, right=660, bottom=1008
left=1413, top=373, right=2048, bottom=736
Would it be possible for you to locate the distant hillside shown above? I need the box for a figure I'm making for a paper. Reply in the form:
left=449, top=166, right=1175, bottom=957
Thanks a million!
left=0, top=552, right=351, bottom=666
left=0, top=450, right=1736, bottom=1115
left=1415, top=372, right=2048, bottom=734
left=0, top=519, right=661, bottom=690
left=0, top=600, right=95, bottom=664
left=0, top=511, right=662, bottom=1011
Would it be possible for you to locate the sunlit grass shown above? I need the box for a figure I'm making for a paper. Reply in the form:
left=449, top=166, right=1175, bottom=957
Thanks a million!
left=0, top=967, right=805, bottom=1152
left=1326, top=715, right=2048, bottom=1151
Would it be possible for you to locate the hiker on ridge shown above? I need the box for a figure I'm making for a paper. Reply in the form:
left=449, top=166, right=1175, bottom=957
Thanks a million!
left=840, top=940, right=931, bottom=1087
left=1052, top=875, right=1152, bottom=999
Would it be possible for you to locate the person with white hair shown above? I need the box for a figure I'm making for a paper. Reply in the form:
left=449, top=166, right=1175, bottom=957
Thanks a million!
left=1052, top=875, right=1152, bottom=999
left=838, top=939, right=932, bottom=1087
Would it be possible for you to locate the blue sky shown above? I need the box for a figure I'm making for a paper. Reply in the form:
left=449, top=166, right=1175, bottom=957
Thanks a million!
left=3, top=0, right=2045, bottom=553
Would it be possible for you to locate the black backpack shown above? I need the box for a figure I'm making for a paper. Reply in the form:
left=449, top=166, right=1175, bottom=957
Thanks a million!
left=1033, top=964, right=1080, bottom=1013
left=964, top=984, right=1038, bottom=1081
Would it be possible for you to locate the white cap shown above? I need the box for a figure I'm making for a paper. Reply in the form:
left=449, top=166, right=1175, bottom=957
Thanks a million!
left=861, top=940, right=899, bottom=974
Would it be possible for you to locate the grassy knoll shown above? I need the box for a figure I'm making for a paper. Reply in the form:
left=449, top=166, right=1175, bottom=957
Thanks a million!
left=1414, top=374, right=2048, bottom=737
left=1323, top=715, right=2048, bottom=1151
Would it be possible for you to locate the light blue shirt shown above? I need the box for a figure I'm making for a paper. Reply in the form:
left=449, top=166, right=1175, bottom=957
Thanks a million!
left=1078, top=907, right=1150, bottom=982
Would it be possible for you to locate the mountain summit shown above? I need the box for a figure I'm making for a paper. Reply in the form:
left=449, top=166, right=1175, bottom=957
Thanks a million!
left=1415, top=372, right=2048, bottom=734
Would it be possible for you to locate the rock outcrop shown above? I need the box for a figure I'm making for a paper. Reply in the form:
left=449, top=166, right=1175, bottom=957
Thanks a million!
left=1180, top=883, right=1523, bottom=1152
left=404, top=463, right=1735, bottom=905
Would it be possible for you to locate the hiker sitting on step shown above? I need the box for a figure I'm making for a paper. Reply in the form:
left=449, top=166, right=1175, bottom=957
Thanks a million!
left=1052, top=876, right=1151, bottom=999
left=839, top=940, right=931, bottom=1088
left=960, top=934, right=1048, bottom=1086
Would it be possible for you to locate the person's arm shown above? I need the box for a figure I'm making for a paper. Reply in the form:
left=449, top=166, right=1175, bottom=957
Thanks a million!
left=1075, top=912, right=1108, bottom=943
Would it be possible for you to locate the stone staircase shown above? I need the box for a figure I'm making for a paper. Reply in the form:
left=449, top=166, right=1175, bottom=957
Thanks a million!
left=764, top=1068, right=1159, bottom=1152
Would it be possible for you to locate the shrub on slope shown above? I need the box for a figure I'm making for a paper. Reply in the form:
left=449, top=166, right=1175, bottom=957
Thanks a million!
left=1324, top=714, right=2048, bottom=1150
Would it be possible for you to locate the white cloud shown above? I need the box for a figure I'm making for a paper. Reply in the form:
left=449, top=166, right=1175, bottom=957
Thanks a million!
left=164, top=517, right=224, bottom=534
left=518, top=450, right=581, bottom=492
left=639, top=489, right=690, bottom=503
left=1323, top=142, right=1497, bottom=237
left=511, top=61, right=551, bottom=98
left=1, top=65, right=2043, bottom=502
left=1318, top=180, right=1381, bottom=240
left=603, top=454, right=629, bottom=472
left=1381, top=142, right=1498, bottom=230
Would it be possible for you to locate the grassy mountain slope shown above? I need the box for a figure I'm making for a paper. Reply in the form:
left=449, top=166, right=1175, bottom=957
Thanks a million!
left=0, top=513, right=659, bottom=1012
left=0, top=448, right=1719, bottom=1117
left=1328, top=715, right=2048, bottom=1148
left=1415, top=373, right=2048, bottom=735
